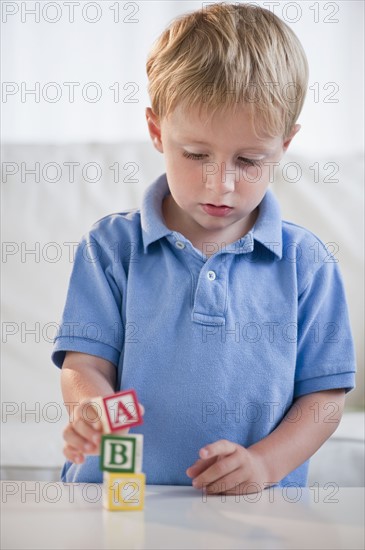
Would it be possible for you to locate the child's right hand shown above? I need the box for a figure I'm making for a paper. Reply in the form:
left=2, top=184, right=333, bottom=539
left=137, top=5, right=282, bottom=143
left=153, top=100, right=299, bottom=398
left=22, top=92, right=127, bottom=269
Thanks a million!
left=63, top=398, right=104, bottom=464
left=63, top=399, right=144, bottom=464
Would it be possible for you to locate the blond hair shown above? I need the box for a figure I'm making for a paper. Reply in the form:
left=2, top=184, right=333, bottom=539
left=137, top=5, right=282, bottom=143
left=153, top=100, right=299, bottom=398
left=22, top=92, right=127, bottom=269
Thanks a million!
left=146, top=2, right=309, bottom=138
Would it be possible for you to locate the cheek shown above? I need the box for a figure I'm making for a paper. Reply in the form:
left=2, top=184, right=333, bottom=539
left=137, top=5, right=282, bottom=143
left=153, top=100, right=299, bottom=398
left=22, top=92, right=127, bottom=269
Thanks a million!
left=237, top=166, right=267, bottom=191
left=166, top=157, right=197, bottom=184
left=241, top=165, right=263, bottom=183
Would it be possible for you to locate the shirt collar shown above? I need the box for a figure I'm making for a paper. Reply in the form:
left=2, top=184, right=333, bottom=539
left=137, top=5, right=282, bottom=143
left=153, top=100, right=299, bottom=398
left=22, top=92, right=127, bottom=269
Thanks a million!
left=141, top=173, right=283, bottom=259
left=251, top=188, right=283, bottom=259
left=141, top=173, right=172, bottom=252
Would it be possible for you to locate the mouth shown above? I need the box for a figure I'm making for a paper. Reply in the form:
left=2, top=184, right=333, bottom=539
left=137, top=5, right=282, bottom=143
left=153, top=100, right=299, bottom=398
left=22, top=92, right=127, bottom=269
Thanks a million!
left=201, top=203, right=234, bottom=217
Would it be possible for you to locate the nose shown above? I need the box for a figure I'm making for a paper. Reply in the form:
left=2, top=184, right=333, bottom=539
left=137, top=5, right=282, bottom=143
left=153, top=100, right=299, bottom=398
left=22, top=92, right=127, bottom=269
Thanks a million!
left=204, top=161, right=237, bottom=194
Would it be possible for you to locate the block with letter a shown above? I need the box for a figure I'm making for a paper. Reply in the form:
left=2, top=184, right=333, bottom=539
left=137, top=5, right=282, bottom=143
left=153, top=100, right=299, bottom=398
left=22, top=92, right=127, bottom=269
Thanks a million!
left=94, top=389, right=143, bottom=434
left=98, top=389, right=145, bottom=511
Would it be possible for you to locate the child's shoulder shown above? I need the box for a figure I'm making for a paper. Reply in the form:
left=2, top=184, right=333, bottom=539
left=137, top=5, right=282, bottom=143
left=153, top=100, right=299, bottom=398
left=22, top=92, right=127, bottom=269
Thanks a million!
left=281, top=219, right=333, bottom=257
left=75, top=208, right=144, bottom=269
left=85, top=208, right=142, bottom=243
left=280, top=219, right=340, bottom=291
left=92, top=207, right=141, bottom=229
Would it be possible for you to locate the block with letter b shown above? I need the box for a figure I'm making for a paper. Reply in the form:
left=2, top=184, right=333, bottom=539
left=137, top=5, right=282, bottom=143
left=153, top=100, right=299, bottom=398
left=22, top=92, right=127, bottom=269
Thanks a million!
left=100, top=434, right=143, bottom=473
left=97, top=389, right=143, bottom=433
left=103, top=472, right=146, bottom=511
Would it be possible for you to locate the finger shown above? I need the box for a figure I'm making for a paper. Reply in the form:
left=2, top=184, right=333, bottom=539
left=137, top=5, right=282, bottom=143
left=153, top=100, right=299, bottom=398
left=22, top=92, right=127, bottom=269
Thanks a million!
left=223, top=478, right=262, bottom=496
left=63, top=424, right=98, bottom=455
left=205, top=473, right=263, bottom=495
left=187, top=440, right=238, bottom=479
left=192, top=452, right=241, bottom=489
left=72, top=417, right=102, bottom=446
left=63, top=444, right=85, bottom=464
left=199, top=440, right=237, bottom=460
left=139, top=403, right=145, bottom=416
left=186, top=457, right=216, bottom=478
left=204, top=469, right=248, bottom=495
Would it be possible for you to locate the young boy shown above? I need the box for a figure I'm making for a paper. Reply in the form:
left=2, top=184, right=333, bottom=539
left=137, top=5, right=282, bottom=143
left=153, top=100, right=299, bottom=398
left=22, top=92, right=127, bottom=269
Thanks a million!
left=52, top=3, right=356, bottom=493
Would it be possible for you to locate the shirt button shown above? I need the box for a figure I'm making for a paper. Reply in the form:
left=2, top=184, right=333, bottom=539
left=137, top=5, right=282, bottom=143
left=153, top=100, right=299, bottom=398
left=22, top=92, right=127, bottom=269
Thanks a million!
left=207, top=270, right=216, bottom=281
left=175, top=241, right=185, bottom=249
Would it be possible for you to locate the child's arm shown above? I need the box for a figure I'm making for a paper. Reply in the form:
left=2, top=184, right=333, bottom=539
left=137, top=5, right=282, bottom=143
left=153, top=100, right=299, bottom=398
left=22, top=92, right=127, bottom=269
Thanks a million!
left=61, top=351, right=117, bottom=464
left=187, top=388, right=345, bottom=493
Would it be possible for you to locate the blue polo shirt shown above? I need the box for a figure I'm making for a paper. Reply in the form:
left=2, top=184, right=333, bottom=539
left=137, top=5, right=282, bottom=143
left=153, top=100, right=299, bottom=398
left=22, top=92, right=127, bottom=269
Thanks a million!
left=52, top=173, right=356, bottom=486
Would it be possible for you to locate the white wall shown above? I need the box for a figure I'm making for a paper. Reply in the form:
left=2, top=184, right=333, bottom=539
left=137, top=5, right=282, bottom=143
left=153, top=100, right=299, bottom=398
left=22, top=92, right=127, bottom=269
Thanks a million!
left=1, top=1, right=364, bottom=156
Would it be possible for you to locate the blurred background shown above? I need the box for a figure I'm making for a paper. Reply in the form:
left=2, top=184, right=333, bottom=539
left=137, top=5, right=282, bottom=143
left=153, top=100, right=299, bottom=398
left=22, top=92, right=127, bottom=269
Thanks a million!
left=1, top=1, right=364, bottom=484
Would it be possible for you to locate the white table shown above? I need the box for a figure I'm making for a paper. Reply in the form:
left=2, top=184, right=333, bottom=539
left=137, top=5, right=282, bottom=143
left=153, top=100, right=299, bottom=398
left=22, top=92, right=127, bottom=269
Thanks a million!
left=1, top=482, right=364, bottom=549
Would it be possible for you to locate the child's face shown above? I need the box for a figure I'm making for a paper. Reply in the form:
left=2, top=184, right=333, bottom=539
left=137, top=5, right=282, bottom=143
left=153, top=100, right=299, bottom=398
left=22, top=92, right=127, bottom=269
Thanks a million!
left=146, top=104, right=299, bottom=248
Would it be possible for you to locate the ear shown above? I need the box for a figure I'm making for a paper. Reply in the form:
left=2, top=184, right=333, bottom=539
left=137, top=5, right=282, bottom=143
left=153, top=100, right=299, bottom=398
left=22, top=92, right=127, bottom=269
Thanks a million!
left=145, top=107, right=164, bottom=153
left=282, top=124, right=301, bottom=153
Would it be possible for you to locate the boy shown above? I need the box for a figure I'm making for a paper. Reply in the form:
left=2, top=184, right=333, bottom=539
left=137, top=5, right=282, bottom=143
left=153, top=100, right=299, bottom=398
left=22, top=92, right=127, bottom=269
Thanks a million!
left=52, top=3, right=356, bottom=493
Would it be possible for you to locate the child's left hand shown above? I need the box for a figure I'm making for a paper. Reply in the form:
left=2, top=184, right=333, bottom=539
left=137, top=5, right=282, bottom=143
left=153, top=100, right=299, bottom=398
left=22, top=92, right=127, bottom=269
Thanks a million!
left=186, top=440, right=268, bottom=495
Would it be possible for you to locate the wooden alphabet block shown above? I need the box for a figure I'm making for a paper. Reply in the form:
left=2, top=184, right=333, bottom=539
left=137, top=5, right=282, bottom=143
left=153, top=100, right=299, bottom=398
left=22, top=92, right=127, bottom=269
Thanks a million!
left=95, top=389, right=143, bottom=433
left=100, top=434, right=143, bottom=473
left=103, top=472, right=146, bottom=511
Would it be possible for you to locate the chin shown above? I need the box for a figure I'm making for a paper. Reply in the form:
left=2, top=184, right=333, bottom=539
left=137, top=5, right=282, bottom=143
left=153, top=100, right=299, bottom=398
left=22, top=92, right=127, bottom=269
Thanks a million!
left=198, top=219, right=232, bottom=231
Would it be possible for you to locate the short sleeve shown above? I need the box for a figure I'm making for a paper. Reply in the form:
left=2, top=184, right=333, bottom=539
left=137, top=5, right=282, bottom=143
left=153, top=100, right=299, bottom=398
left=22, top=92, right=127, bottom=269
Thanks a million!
left=294, top=258, right=356, bottom=398
left=51, top=232, right=124, bottom=369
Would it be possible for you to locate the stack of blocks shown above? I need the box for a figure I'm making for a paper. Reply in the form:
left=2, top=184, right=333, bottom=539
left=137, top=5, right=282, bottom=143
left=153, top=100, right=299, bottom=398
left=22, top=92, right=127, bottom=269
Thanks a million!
left=96, top=389, right=145, bottom=511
